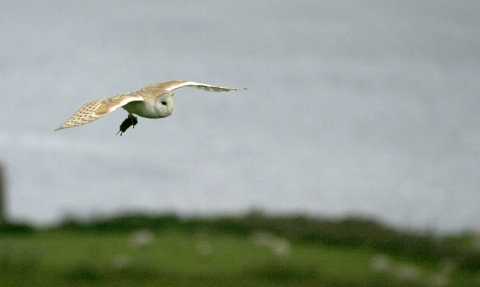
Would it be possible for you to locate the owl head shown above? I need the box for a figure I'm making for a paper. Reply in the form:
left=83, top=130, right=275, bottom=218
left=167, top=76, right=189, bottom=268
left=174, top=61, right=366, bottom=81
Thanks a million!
left=154, top=92, right=176, bottom=117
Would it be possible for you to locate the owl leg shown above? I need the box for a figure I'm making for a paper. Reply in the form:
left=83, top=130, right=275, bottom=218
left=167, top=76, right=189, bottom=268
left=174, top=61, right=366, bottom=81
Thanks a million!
left=116, top=113, right=138, bottom=136
left=129, top=113, right=138, bottom=128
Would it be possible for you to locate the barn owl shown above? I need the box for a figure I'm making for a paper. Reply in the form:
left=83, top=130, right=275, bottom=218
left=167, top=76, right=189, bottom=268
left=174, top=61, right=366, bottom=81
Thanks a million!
left=55, top=80, right=247, bottom=135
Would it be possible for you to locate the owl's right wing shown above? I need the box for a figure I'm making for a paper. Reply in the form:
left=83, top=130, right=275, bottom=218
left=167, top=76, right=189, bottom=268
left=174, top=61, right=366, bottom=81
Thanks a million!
left=137, top=80, right=247, bottom=93
left=55, top=92, right=144, bottom=131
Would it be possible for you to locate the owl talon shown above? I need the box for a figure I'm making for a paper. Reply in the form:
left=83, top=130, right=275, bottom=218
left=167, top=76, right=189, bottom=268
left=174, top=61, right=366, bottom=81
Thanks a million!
left=116, top=114, right=138, bottom=136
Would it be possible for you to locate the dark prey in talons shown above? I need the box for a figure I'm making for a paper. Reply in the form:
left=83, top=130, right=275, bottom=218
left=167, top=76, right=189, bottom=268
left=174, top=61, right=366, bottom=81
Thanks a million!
left=116, top=114, right=138, bottom=136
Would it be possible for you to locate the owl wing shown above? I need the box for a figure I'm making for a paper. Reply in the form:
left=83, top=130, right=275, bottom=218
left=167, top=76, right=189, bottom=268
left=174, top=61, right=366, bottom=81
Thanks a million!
left=55, top=92, right=144, bottom=131
left=137, top=80, right=247, bottom=92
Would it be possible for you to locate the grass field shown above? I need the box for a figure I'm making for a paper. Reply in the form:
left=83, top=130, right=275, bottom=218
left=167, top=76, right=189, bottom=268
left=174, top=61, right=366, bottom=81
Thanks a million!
left=1, top=227, right=479, bottom=287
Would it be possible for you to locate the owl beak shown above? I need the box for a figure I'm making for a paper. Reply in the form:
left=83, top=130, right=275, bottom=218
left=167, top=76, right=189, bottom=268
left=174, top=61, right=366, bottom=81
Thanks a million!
left=167, top=95, right=175, bottom=114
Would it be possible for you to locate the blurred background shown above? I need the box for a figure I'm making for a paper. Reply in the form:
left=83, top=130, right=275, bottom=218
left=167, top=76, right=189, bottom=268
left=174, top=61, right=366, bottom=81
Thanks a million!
left=1, top=1, right=480, bottom=286
left=1, top=0, right=479, bottom=232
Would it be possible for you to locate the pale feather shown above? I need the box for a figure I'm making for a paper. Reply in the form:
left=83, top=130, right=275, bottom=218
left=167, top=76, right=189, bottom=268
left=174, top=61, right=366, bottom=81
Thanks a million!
left=55, top=93, right=144, bottom=130
left=136, top=80, right=247, bottom=92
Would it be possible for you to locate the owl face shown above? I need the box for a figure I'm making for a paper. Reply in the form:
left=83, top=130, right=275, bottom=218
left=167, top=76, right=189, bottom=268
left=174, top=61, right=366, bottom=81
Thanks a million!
left=154, top=93, right=175, bottom=118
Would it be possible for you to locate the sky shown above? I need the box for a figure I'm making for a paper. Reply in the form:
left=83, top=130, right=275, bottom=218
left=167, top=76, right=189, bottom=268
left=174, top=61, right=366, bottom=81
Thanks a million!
left=0, top=1, right=479, bottom=232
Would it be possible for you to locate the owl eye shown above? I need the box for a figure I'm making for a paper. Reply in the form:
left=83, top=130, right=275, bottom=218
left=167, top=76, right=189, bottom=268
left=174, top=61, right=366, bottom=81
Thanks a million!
left=161, top=101, right=167, bottom=105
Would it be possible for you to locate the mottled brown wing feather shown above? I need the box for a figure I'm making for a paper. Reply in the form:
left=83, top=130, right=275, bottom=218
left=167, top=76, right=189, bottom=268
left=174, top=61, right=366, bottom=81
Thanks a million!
left=137, top=80, right=247, bottom=92
left=55, top=93, right=143, bottom=131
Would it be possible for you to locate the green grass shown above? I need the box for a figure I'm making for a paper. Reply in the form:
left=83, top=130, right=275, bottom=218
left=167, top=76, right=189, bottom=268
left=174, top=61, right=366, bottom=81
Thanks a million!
left=0, top=230, right=367, bottom=270
left=0, top=229, right=479, bottom=286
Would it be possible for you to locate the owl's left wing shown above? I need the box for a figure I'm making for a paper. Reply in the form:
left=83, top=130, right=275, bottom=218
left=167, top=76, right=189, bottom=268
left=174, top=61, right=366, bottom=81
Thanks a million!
left=137, top=80, right=247, bottom=92
left=55, top=92, right=144, bottom=131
